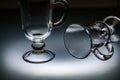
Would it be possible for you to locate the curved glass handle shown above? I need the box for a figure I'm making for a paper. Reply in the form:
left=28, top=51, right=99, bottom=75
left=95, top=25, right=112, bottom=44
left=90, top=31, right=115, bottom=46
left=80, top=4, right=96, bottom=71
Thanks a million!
left=103, top=16, right=120, bottom=42
left=53, top=0, right=68, bottom=27
left=93, top=43, right=114, bottom=61
left=103, top=16, right=120, bottom=33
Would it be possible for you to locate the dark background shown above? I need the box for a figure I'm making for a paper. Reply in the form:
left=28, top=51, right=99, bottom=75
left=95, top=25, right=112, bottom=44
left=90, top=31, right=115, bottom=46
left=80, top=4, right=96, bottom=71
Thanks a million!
left=0, top=0, right=120, bottom=8
left=0, top=0, right=120, bottom=80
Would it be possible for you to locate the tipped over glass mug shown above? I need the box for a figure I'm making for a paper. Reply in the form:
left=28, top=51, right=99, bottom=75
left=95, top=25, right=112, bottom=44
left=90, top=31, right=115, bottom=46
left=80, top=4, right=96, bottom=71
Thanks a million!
left=19, top=0, right=68, bottom=63
left=64, top=22, right=114, bottom=61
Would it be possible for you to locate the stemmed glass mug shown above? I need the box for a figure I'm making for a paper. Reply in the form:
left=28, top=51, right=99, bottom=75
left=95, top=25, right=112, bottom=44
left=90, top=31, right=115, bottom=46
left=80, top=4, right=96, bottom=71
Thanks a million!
left=64, top=21, right=114, bottom=61
left=19, top=0, right=68, bottom=63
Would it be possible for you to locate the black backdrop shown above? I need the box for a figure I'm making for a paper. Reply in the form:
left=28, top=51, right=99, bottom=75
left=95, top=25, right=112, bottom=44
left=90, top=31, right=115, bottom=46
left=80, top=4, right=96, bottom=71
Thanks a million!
left=0, top=0, right=120, bottom=80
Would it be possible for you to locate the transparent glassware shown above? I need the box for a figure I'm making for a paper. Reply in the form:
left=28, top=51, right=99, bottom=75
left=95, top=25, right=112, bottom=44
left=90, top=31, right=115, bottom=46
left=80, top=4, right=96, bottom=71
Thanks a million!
left=103, top=16, right=120, bottom=42
left=86, top=22, right=114, bottom=60
left=64, top=22, right=114, bottom=60
left=19, top=0, right=68, bottom=63
left=64, top=24, right=91, bottom=59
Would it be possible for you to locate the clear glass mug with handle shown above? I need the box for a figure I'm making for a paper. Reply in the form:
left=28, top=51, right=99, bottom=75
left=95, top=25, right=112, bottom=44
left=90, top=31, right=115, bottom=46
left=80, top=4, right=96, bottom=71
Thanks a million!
left=64, top=22, right=114, bottom=61
left=19, top=0, right=68, bottom=63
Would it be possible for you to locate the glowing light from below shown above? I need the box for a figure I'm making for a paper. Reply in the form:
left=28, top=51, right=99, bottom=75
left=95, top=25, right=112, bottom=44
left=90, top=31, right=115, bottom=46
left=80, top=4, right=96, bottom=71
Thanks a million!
left=2, top=40, right=118, bottom=78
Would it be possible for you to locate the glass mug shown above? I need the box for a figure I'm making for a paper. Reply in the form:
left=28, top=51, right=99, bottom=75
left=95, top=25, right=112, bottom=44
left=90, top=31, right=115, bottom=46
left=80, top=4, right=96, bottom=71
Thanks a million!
left=19, top=0, right=68, bottom=63
left=64, top=22, right=114, bottom=60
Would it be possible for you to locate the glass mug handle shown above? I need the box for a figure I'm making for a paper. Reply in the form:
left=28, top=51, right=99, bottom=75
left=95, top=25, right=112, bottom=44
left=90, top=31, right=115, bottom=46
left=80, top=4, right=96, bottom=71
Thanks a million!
left=103, top=16, right=120, bottom=42
left=53, top=0, right=68, bottom=27
left=93, top=43, right=114, bottom=61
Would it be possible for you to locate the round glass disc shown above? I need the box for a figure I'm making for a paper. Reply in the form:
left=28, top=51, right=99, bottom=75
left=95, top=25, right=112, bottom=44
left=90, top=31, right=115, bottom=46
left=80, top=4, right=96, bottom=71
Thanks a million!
left=64, top=24, right=91, bottom=59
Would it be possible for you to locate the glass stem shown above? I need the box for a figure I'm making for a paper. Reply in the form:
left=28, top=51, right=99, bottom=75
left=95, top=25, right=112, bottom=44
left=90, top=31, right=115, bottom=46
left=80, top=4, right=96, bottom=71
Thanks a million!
left=31, top=40, right=45, bottom=53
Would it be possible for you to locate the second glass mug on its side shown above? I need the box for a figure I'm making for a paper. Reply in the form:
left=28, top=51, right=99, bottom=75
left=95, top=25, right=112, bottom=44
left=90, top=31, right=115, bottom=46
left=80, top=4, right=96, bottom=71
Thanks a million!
left=19, top=0, right=68, bottom=63
left=64, top=22, right=114, bottom=61
left=64, top=16, right=120, bottom=60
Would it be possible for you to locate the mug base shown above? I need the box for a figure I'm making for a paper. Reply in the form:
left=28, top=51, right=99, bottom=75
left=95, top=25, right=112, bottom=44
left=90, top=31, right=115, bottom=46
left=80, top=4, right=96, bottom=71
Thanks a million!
left=23, top=50, right=55, bottom=63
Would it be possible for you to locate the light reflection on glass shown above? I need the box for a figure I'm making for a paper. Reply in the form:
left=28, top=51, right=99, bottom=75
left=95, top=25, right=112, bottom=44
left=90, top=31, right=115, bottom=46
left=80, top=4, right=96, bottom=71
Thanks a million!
left=2, top=38, right=118, bottom=79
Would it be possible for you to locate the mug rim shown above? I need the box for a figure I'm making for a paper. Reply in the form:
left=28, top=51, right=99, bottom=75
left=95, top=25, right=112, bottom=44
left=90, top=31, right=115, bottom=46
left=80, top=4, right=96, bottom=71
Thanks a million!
left=64, top=24, right=92, bottom=59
